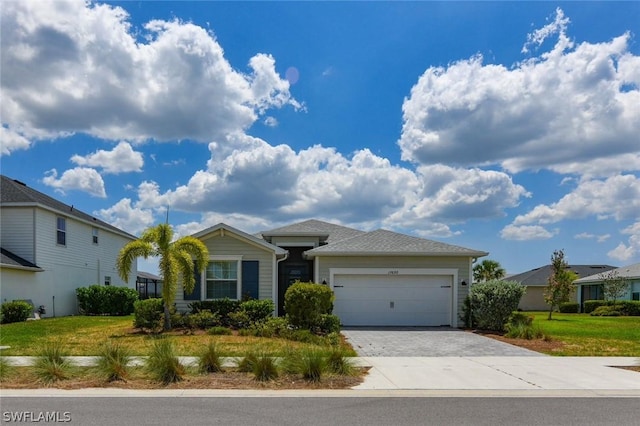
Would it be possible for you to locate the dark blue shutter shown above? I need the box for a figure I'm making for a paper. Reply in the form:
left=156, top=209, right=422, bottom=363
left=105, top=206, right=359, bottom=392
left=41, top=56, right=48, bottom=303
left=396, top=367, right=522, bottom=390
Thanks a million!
left=184, top=260, right=202, bottom=300
left=242, top=261, right=259, bottom=300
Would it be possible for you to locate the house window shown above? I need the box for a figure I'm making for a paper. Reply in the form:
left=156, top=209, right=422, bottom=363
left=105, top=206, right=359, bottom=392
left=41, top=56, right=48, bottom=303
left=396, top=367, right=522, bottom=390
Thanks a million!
left=92, top=227, right=99, bottom=245
left=205, top=260, right=238, bottom=299
left=105, top=276, right=111, bottom=286
left=633, top=292, right=639, bottom=301
left=56, top=217, right=66, bottom=246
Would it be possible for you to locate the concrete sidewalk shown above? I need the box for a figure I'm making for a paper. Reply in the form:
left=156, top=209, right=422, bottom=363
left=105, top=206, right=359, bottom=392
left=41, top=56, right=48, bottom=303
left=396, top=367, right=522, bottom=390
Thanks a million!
left=353, top=356, right=640, bottom=391
left=2, top=356, right=639, bottom=395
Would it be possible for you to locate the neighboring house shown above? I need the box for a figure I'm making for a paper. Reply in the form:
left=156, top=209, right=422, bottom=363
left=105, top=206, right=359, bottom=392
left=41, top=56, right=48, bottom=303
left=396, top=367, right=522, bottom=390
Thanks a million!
left=574, top=262, right=640, bottom=310
left=136, top=271, right=163, bottom=299
left=0, top=175, right=137, bottom=317
left=508, top=264, right=617, bottom=311
left=176, top=219, right=487, bottom=327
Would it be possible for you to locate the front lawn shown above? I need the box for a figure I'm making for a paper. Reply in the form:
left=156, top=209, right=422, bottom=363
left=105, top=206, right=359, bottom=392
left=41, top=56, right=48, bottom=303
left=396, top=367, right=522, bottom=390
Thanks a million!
left=0, top=315, right=356, bottom=357
left=522, top=312, right=640, bottom=356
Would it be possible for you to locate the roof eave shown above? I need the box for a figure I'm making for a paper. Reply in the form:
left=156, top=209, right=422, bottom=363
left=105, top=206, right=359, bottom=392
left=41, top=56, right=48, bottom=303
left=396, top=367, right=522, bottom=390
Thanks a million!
left=305, top=251, right=488, bottom=258
left=0, top=263, right=44, bottom=272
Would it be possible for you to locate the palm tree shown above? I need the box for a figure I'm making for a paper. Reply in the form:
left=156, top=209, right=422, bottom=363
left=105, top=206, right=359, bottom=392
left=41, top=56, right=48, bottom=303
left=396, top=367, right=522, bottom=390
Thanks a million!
left=117, top=223, right=209, bottom=331
left=473, top=259, right=506, bottom=283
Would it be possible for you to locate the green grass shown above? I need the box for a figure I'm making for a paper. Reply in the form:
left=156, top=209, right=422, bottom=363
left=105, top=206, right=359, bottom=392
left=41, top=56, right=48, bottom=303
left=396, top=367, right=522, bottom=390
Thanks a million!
left=0, top=315, right=356, bottom=356
left=527, top=312, right=640, bottom=356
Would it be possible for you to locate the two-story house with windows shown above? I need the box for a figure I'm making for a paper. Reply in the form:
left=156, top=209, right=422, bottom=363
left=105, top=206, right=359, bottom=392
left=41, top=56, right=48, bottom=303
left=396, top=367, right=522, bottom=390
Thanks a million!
left=0, top=175, right=137, bottom=317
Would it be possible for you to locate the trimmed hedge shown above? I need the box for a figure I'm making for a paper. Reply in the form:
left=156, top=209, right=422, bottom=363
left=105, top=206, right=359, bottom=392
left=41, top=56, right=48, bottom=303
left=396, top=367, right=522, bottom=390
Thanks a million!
left=284, top=281, right=335, bottom=330
left=188, top=299, right=242, bottom=326
left=1, top=300, right=33, bottom=324
left=583, top=300, right=640, bottom=316
left=559, top=302, right=579, bottom=313
left=76, top=285, right=138, bottom=315
left=468, top=280, right=525, bottom=332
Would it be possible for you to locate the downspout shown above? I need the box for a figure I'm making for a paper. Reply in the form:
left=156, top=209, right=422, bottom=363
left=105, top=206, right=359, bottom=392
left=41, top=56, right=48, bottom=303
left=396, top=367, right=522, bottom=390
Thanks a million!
left=274, top=252, right=289, bottom=317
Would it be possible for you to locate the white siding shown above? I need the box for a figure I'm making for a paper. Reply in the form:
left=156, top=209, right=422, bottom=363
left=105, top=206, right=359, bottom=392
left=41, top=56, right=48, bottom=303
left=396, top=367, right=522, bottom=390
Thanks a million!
left=317, top=255, right=471, bottom=327
left=1, top=207, right=135, bottom=317
left=0, top=207, right=36, bottom=262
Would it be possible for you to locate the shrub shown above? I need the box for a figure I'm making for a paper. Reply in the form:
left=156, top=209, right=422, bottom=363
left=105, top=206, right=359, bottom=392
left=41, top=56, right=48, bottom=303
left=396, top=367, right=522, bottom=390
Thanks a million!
left=590, top=306, right=622, bottom=317
left=240, top=299, right=274, bottom=325
left=198, top=342, right=223, bottom=373
left=459, top=296, right=476, bottom=328
left=584, top=300, right=640, bottom=316
left=285, top=281, right=334, bottom=330
left=133, top=298, right=164, bottom=333
left=76, top=285, right=138, bottom=316
left=237, top=352, right=258, bottom=373
left=252, top=354, right=279, bottom=382
left=1, top=300, right=33, bottom=324
left=33, top=341, right=72, bottom=384
left=207, top=326, right=233, bottom=336
left=287, top=329, right=324, bottom=345
left=295, top=350, right=326, bottom=382
left=228, top=310, right=251, bottom=329
left=185, top=310, right=221, bottom=330
left=316, top=314, right=341, bottom=335
left=146, top=338, right=185, bottom=384
left=505, top=322, right=545, bottom=340
left=326, top=349, right=356, bottom=376
left=95, top=341, right=132, bottom=382
left=189, top=299, right=242, bottom=326
left=468, top=280, right=525, bottom=332
left=559, top=302, right=579, bottom=313
left=507, top=312, right=533, bottom=327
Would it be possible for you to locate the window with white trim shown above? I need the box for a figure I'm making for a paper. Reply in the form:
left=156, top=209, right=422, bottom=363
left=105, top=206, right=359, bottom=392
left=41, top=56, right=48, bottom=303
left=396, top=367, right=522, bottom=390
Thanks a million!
left=205, top=260, right=239, bottom=299
left=92, top=227, right=99, bottom=244
left=56, top=217, right=66, bottom=246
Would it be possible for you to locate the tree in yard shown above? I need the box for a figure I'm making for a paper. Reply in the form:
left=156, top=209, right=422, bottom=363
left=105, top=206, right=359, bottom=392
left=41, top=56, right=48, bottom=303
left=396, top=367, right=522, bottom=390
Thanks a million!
left=543, top=249, right=578, bottom=320
left=473, top=259, right=506, bottom=283
left=117, top=223, right=209, bottom=331
left=602, top=270, right=629, bottom=308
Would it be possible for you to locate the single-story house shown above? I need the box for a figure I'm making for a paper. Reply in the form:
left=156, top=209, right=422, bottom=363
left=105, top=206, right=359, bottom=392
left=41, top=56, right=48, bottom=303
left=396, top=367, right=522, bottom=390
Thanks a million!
left=574, top=262, right=640, bottom=309
left=508, top=264, right=617, bottom=311
left=0, top=175, right=137, bottom=317
left=175, top=219, right=488, bottom=327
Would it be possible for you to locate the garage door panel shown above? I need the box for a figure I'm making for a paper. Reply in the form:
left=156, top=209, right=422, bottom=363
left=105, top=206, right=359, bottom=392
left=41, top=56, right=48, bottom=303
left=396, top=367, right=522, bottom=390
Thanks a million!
left=333, top=273, right=453, bottom=326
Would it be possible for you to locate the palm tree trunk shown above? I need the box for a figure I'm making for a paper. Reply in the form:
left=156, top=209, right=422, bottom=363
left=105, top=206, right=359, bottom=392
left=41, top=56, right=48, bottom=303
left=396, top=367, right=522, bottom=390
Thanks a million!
left=163, top=303, right=171, bottom=331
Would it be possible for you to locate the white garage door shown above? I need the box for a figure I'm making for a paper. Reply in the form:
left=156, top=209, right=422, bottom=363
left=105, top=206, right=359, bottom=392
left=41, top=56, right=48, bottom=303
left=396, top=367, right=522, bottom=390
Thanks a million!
left=332, top=274, right=453, bottom=326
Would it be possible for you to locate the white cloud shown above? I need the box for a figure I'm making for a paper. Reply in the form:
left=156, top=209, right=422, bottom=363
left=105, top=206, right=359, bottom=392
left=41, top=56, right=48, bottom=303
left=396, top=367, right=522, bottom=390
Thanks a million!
left=263, top=116, right=278, bottom=127
left=608, top=221, right=640, bottom=262
left=0, top=0, right=298, bottom=153
left=42, top=167, right=106, bottom=197
left=70, top=141, right=143, bottom=174
left=500, top=225, right=558, bottom=241
left=574, top=232, right=610, bottom=243
left=0, top=127, right=31, bottom=155
left=398, top=8, right=640, bottom=177
left=512, top=174, right=640, bottom=226
left=95, top=198, right=155, bottom=236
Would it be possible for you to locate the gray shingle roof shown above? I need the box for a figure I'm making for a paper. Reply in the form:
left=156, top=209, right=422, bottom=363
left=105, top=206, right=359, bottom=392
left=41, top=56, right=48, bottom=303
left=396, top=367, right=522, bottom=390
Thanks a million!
left=574, top=262, right=640, bottom=283
left=304, top=229, right=488, bottom=257
left=1, top=175, right=135, bottom=239
left=507, top=264, right=617, bottom=287
left=1, top=248, right=42, bottom=271
left=259, top=219, right=366, bottom=244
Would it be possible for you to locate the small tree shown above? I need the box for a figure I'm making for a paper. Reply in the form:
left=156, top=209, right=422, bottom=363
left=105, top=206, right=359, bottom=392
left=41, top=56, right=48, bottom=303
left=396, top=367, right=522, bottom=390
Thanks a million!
left=473, top=259, right=506, bottom=283
left=117, top=223, right=209, bottom=331
left=544, top=249, right=578, bottom=320
left=602, top=270, right=629, bottom=308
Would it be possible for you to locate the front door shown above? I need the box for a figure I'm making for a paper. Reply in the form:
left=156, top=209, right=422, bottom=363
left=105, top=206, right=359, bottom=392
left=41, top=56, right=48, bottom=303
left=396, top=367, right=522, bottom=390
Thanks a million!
left=278, top=263, right=310, bottom=316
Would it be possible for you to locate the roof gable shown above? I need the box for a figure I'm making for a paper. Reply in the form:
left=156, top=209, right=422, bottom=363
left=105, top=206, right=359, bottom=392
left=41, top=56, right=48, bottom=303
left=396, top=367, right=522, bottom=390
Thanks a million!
left=0, top=175, right=135, bottom=240
left=193, top=223, right=286, bottom=255
left=305, top=228, right=488, bottom=257
left=259, top=219, right=365, bottom=244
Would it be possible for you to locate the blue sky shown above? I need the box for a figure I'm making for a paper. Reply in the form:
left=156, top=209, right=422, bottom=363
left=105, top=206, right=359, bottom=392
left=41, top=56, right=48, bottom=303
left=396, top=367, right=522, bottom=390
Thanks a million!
left=2, top=1, right=639, bottom=275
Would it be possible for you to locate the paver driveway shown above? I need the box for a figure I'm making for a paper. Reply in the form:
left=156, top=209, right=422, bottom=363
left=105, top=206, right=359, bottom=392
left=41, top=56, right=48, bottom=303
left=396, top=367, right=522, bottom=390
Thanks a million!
left=341, top=327, right=544, bottom=357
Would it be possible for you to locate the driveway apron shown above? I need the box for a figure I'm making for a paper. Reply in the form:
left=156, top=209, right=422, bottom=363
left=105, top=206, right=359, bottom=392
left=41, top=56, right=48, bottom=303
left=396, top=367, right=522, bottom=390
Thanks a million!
left=341, top=327, right=544, bottom=357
